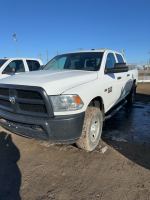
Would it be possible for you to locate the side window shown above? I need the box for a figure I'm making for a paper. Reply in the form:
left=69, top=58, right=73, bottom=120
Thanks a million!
left=116, top=54, right=125, bottom=63
left=105, top=53, right=116, bottom=69
left=27, top=60, right=40, bottom=71
left=3, top=60, right=25, bottom=73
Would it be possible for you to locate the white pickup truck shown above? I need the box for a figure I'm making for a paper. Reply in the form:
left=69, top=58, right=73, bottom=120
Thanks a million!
left=0, top=58, right=43, bottom=79
left=0, top=50, right=138, bottom=151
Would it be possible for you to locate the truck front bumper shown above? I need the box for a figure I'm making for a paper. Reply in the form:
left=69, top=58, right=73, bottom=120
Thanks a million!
left=0, top=108, right=85, bottom=144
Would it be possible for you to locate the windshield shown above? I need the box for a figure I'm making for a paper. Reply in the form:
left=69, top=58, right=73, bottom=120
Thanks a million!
left=0, top=59, right=8, bottom=67
left=43, top=52, right=104, bottom=71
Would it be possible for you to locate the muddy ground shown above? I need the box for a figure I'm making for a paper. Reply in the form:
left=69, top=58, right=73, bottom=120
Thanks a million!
left=0, top=83, right=150, bottom=200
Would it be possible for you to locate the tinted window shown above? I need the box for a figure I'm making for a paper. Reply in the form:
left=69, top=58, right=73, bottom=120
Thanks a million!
left=3, top=60, right=25, bottom=73
left=116, top=54, right=124, bottom=63
left=0, top=59, right=8, bottom=67
left=26, top=60, right=40, bottom=71
left=43, top=52, right=104, bottom=71
left=105, top=53, right=116, bottom=68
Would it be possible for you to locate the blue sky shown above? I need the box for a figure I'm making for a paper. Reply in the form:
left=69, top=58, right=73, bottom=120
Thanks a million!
left=0, top=0, right=150, bottom=64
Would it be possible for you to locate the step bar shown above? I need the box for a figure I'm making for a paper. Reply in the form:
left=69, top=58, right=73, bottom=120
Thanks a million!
left=105, top=100, right=127, bottom=120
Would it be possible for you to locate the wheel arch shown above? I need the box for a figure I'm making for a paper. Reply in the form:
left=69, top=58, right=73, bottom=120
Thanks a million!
left=88, top=96, right=105, bottom=121
left=133, top=79, right=137, bottom=86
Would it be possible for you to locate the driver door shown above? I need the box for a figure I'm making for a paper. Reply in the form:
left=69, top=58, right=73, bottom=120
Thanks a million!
left=102, top=53, right=122, bottom=112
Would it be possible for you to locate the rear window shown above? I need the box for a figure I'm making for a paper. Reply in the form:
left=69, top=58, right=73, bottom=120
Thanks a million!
left=26, top=60, right=40, bottom=71
left=116, top=54, right=124, bottom=63
left=0, top=59, right=8, bottom=67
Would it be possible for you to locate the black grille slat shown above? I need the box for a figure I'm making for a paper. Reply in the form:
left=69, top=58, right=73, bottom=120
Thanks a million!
left=0, top=99, right=11, bottom=108
left=0, top=88, right=9, bottom=96
left=19, top=103, right=46, bottom=113
left=17, top=90, right=42, bottom=100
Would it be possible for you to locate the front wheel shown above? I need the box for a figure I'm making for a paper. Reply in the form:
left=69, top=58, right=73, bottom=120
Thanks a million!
left=76, top=107, right=103, bottom=151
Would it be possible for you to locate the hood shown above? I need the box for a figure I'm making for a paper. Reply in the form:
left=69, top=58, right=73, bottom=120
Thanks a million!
left=0, top=70, right=98, bottom=95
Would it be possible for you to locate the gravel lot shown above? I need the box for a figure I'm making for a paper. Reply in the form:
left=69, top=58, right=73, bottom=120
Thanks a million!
left=0, top=83, right=150, bottom=200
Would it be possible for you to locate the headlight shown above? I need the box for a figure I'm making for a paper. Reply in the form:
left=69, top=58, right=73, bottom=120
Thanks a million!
left=50, top=95, right=84, bottom=112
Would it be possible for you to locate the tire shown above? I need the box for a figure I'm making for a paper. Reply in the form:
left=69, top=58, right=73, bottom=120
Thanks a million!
left=126, top=85, right=136, bottom=105
left=76, top=107, right=103, bottom=151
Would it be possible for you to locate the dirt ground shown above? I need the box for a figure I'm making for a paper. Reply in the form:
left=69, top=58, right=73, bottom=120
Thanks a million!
left=0, top=83, right=150, bottom=200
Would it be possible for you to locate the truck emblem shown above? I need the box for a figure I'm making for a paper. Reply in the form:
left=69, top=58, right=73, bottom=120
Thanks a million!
left=9, top=96, right=16, bottom=104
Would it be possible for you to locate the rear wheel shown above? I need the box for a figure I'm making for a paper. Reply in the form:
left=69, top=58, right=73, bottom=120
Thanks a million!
left=126, top=85, right=136, bottom=105
left=76, top=107, right=103, bottom=151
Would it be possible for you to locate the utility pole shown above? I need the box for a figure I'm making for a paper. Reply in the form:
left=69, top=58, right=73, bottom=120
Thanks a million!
left=46, top=50, right=49, bottom=62
left=121, top=49, right=125, bottom=56
left=148, top=52, right=150, bottom=70
left=121, top=49, right=126, bottom=62
left=141, top=61, right=143, bottom=67
left=13, top=33, right=18, bottom=57
left=38, top=53, right=42, bottom=60
left=78, top=47, right=83, bottom=51
left=56, top=51, right=59, bottom=55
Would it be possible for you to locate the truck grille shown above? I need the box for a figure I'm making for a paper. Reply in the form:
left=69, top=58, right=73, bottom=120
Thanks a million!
left=17, top=90, right=42, bottom=99
left=19, top=103, right=46, bottom=113
left=0, top=88, right=9, bottom=96
left=0, top=99, right=11, bottom=108
left=0, top=85, right=53, bottom=117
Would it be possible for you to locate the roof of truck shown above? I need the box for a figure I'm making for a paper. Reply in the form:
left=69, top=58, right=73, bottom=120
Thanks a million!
left=60, top=49, right=123, bottom=55
left=0, top=57, right=41, bottom=60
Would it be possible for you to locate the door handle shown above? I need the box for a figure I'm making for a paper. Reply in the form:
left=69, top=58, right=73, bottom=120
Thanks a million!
left=127, top=74, right=130, bottom=76
left=117, top=77, right=122, bottom=80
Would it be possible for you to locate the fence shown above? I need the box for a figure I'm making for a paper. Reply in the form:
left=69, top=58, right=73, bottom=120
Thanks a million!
left=128, top=64, right=150, bottom=82
left=138, top=69, right=150, bottom=81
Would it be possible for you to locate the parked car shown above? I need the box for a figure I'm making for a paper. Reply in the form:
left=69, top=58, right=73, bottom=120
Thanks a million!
left=0, top=58, right=43, bottom=79
left=0, top=50, right=138, bottom=151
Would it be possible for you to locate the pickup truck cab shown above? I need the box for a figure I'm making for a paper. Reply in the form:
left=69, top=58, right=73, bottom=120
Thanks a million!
left=0, top=58, right=43, bottom=79
left=0, top=50, right=138, bottom=151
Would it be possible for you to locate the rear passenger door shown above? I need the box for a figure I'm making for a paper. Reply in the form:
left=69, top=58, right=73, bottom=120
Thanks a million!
left=115, top=53, right=131, bottom=97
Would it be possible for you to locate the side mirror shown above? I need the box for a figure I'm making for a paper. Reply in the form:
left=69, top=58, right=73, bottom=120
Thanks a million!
left=2, top=67, right=16, bottom=74
left=105, top=63, right=128, bottom=74
left=114, top=63, right=127, bottom=68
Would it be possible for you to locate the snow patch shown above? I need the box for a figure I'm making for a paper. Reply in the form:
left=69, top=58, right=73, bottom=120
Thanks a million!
left=100, top=146, right=108, bottom=153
